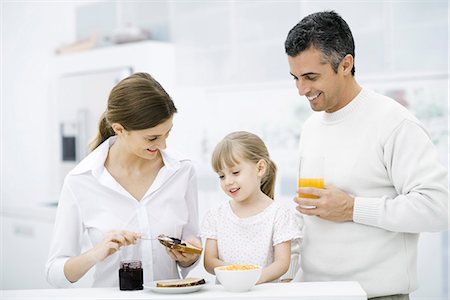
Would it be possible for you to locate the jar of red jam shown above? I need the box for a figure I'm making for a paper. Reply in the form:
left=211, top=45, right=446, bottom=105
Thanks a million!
left=119, top=260, right=143, bottom=290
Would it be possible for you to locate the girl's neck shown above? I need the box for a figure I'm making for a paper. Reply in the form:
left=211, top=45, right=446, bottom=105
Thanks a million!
left=230, top=192, right=273, bottom=218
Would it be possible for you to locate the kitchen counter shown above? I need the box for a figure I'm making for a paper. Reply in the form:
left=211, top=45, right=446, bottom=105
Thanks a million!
left=1, top=281, right=366, bottom=299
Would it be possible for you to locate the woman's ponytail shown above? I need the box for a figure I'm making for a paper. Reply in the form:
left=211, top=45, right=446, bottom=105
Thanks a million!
left=89, top=112, right=115, bottom=151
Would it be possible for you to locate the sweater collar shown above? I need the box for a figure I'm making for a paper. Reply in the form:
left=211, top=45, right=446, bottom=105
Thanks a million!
left=321, top=87, right=368, bottom=124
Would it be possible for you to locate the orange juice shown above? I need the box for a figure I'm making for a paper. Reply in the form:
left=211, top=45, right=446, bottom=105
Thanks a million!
left=298, top=178, right=324, bottom=198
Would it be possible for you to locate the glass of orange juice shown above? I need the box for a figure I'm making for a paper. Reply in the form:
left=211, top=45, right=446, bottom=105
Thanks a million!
left=297, top=155, right=324, bottom=201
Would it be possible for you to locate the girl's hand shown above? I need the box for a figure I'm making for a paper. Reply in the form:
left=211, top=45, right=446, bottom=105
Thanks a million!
left=90, top=230, right=140, bottom=263
left=164, top=237, right=202, bottom=268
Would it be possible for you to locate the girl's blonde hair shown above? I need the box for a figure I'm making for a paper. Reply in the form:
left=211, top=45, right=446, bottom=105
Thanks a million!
left=211, top=131, right=277, bottom=199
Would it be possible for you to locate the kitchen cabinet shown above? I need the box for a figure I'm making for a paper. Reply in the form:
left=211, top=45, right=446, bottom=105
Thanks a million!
left=0, top=206, right=94, bottom=289
left=1, top=209, right=55, bottom=289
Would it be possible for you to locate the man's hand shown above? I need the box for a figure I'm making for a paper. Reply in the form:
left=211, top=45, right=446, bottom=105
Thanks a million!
left=294, top=185, right=354, bottom=222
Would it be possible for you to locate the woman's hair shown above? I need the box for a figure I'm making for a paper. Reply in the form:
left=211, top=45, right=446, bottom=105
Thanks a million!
left=211, top=131, right=277, bottom=199
left=90, top=72, right=177, bottom=150
left=285, top=10, right=356, bottom=75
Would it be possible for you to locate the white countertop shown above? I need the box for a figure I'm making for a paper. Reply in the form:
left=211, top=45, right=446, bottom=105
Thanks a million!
left=0, top=282, right=367, bottom=300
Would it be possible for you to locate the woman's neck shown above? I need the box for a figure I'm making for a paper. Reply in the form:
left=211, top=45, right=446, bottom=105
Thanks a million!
left=105, top=137, right=163, bottom=174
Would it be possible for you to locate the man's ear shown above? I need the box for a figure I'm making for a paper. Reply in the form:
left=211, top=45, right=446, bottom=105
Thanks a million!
left=111, top=123, right=125, bottom=135
left=257, top=159, right=267, bottom=177
left=341, top=54, right=354, bottom=76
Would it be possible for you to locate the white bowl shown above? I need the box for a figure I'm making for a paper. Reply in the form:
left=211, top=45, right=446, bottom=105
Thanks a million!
left=214, top=265, right=262, bottom=292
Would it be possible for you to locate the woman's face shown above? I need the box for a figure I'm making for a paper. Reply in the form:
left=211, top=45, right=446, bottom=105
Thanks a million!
left=121, top=116, right=174, bottom=160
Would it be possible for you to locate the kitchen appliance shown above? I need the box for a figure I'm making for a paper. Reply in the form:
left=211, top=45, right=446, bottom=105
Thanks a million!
left=56, top=68, right=132, bottom=182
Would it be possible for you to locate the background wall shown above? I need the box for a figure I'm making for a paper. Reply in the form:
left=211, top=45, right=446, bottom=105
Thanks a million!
left=1, top=1, right=77, bottom=205
left=1, top=1, right=448, bottom=299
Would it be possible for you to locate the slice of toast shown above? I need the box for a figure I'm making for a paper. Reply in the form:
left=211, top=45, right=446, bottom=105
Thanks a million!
left=157, top=234, right=202, bottom=255
left=156, top=277, right=206, bottom=288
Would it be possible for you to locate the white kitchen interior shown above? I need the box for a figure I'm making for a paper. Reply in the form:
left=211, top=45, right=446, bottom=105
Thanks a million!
left=1, top=1, right=448, bottom=299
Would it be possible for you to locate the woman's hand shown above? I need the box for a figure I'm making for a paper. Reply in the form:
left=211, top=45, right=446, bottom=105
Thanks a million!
left=90, top=230, right=140, bottom=263
left=64, top=230, right=140, bottom=283
left=164, top=237, right=202, bottom=268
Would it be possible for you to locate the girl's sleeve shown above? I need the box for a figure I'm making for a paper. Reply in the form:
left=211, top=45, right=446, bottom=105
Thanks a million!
left=273, top=206, right=303, bottom=246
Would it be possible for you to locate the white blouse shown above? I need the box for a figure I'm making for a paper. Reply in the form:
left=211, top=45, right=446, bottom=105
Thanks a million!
left=200, top=201, right=302, bottom=270
left=45, top=137, right=199, bottom=287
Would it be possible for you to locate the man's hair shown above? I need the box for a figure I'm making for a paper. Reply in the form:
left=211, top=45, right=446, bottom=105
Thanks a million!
left=285, top=10, right=355, bottom=75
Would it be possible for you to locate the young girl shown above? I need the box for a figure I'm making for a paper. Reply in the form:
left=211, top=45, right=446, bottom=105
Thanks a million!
left=201, top=131, right=302, bottom=284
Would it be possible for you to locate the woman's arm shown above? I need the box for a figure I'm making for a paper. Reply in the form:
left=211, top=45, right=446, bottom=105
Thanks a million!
left=64, top=230, right=140, bottom=282
left=204, top=238, right=227, bottom=274
left=257, top=240, right=291, bottom=284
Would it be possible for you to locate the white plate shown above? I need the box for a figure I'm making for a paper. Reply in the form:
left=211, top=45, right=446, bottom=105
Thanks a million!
left=144, top=280, right=207, bottom=294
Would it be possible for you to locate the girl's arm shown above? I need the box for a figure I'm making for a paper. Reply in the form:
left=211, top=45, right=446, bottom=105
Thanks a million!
left=204, top=238, right=227, bottom=274
left=257, top=240, right=291, bottom=284
left=280, top=238, right=301, bottom=282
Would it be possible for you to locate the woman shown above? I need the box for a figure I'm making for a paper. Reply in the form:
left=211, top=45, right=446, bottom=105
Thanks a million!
left=45, top=72, right=201, bottom=287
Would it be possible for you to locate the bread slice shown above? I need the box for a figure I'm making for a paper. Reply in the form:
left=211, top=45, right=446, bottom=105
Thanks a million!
left=157, top=235, right=203, bottom=255
left=156, top=277, right=206, bottom=288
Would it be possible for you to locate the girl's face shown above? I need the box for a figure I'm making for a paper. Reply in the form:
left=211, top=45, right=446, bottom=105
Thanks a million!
left=217, top=158, right=265, bottom=203
left=116, top=116, right=174, bottom=160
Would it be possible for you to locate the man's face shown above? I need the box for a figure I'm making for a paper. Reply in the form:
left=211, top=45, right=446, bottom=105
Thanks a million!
left=288, top=47, right=347, bottom=113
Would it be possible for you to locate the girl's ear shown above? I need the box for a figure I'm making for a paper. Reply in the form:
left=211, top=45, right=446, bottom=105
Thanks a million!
left=256, top=159, right=267, bottom=177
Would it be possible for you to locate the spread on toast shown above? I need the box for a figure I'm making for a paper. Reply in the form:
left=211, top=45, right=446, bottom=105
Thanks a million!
left=157, top=234, right=203, bottom=255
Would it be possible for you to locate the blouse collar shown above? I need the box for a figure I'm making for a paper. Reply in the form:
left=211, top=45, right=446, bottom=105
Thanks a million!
left=69, top=136, right=187, bottom=178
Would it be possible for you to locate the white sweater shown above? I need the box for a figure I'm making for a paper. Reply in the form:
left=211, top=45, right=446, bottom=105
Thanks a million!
left=297, top=88, right=448, bottom=298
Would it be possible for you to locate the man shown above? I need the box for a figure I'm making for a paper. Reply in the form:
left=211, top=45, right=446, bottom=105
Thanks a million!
left=285, top=11, right=448, bottom=300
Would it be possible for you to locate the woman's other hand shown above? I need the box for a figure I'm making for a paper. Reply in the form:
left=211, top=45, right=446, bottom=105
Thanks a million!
left=164, top=237, right=202, bottom=268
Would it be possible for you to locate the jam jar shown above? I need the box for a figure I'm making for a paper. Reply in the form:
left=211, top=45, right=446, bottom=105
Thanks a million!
left=119, top=260, right=143, bottom=290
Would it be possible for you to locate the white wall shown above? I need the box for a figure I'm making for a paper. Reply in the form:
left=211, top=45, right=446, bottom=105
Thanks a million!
left=1, top=2, right=78, bottom=205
